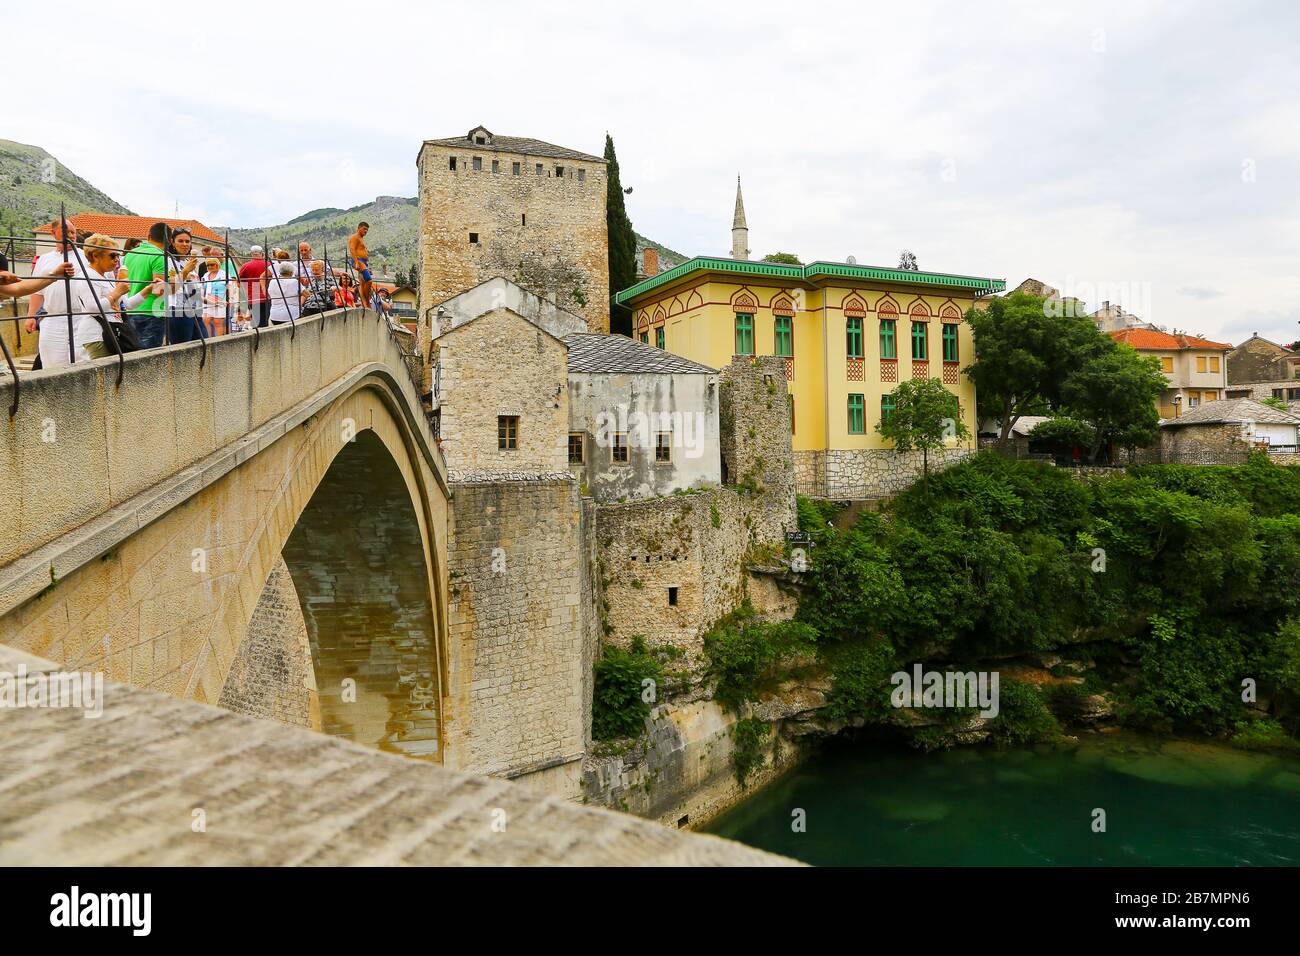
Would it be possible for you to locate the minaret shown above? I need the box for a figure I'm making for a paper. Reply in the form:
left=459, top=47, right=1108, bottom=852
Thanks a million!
left=731, top=175, right=749, bottom=260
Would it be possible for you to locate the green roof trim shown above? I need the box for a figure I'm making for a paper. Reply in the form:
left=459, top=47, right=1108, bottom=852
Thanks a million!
left=615, top=256, right=1005, bottom=304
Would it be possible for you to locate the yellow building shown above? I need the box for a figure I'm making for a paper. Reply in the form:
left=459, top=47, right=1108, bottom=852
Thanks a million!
left=616, top=252, right=1004, bottom=497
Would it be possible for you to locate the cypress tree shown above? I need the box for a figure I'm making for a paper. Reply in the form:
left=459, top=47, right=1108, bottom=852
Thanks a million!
left=605, top=133, right=637, bottom=337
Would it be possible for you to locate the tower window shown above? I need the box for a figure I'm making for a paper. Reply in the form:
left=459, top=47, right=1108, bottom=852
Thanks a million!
left=568, top=432, right=584, bottom=464
left=449, top=157, right=457, bottom=170
left=472, top=156, right=482, bottom=171
left=521, top=213, right=526, bottom=227
left=491, top=159, right=499, bottom=173
left=556, top=165, right=565, bottom=178
left=536, top=163, right=544, bottom=176
left=498, top=416, right=519, bottom=450
left=578, top=169, right=586, bottom=182
left=512, top=162, right=521, bottom=176
left=469, top=232, right=479, bottom=245
left=475, top=135, right=486, bottom=145
left=668, top=587, right=679, bottom=606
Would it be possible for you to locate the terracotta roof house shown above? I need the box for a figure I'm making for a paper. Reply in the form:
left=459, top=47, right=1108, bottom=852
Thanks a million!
left=34, top=213, right=226, bottom=247
left=1108, top=328, right=1232, bottom=419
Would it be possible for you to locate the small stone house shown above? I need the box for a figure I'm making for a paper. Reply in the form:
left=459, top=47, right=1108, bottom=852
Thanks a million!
left=1159, top=398, right=1300, bottom=464
left=565, top=333, right=721, bottom=501
left=432, top=277, right=724, bottom=497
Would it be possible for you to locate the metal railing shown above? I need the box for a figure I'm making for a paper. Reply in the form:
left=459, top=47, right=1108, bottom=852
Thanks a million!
left=0, top=206, right=422, bottom=417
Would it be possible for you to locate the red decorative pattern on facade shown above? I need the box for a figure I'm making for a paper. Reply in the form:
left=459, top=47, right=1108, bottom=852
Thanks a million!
left=912, top=361, right=929, bottom=379
left=733, top=294, right=757, bottom=313
left=652, top=308, right=666, bottom=327
left=879, top=358, right=897, bottom=382
left=772, top=298, right=796, bottom=316
left=943, top=361, right=959, bottom=385
left=784, top=357, right=795, bottom=381
left=846, top=357, right=864, bottom=381
left=843, top=297, right=867, bottom=317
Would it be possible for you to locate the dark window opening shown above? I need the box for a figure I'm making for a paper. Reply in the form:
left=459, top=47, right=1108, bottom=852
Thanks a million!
left=512, top=161, right=521, bottom=175
left=612, top=432, right=629, bottom=463
left=498, top=416, right=518, bottom=450
left=469, top=232, right=479, bottom=245
left=491, top=159, right=500, bottom=173
left=536, top=163, right=544, bottom=176
left=655, top=432, right=672, bottom=462
left=668, top=587, right=679, bottom=606
left=578, top=168, right=586, bottom=182
left=474, top=135, right=486, bottom=145
left=677, top=814, right=689, bottom=828
left=568, top=432, right=584, bottom=464
left=448, top=157, right=457, bottom=170
left=521, top=213, right=526, bottom=227
left=472, top=156, right=482, bottom=171
left=556, top=165, right=565, bottom=178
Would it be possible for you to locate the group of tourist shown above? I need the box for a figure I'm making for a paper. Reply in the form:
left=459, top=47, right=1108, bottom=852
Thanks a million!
left=0, top=219, right=398, bottom=369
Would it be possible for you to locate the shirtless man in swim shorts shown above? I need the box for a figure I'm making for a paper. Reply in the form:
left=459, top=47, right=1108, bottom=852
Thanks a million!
left=347, top=221, right=373, bottom=311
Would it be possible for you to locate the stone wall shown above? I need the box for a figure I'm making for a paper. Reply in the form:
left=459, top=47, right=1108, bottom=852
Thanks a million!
left=0, top=644, right=794, bottom=866
left=436, top=307, right=569, bottom=479
left=582, top=699, right=804, bottom=829
left=217, top=557, right=320, bottom=730
left=444, top=479, right=594, bottom=796
left=717, top=355, right=797, bottom=541
left=417, top=141, right=609, bottom=346
left=794, top=446, right=976, bottom=498
left=1227, top=336, right=1290, bottom=385
left=1160, top=423, right=1252, bottom=464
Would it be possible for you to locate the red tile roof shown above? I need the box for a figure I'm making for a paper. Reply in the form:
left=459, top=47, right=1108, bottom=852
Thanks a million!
left=1109, top=328, right=1232, bottom=351
left=34, top=213, right=226, bottom=246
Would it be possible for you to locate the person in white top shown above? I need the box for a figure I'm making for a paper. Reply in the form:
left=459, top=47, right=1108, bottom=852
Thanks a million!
left=31, top=221, right=107, bottom=367
left=267, top=261, right=303, bottom=325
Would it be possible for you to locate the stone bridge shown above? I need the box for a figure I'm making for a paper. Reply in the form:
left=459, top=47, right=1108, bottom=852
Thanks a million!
left=0, top=309, right=453, bottom=758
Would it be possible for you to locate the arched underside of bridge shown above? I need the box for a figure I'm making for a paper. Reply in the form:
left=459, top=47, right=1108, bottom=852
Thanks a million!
left=219, top=430, right=442, bottom=759
left=0, top=318, right=450, bottom=761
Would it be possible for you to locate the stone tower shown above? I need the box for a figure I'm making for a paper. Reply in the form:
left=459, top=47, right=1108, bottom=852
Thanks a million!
left=731, top=175, right=749, bottom=261
left=416, top=126, right=610, bottom=363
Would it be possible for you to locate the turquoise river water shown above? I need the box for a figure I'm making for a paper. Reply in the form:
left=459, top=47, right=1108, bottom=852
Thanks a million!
left=705, top=732, right=1300, bottom=866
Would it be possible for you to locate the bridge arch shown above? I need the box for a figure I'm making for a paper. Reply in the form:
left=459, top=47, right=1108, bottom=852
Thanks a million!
left=0, top=312, right=450, bottom=760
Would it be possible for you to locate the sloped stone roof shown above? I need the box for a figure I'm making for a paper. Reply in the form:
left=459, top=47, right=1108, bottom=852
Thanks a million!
left=422, top=132, right=603, bottom=163
left=1161, top=398, right=1300, bottom=428
left=563, top=333, right=717, bottom=375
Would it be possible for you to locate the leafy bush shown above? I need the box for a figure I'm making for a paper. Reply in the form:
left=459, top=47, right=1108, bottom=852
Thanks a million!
left=987, top=678, right=1059, bottom=746
left=592, top=637, right=664, bottom=741
left=704, top=604, right=817, bottom=710
left=731, top=717, right=772, bottom=786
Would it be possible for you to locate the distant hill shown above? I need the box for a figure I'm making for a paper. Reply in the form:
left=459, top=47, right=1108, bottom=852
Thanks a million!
left=0, top=139, right=133, bottom=240
left=228, top=196, right=421, bottom=277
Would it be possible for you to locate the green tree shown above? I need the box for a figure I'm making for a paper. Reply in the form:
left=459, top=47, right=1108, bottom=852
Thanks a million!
left=1028, top=416, right=1096, bottom=453
left=964, top=292, right=1106, bottom=448
left=1260, top=396, right=1289, bottom=411
left=876, top=377, right=972, bottom=478
left=406, top=264, right=419, bottom=289
left=605, top=134, right=637, bottom=337
left=1060, top=342, right=1165, bottom=462
left=761, top=251, right=802, bottom=265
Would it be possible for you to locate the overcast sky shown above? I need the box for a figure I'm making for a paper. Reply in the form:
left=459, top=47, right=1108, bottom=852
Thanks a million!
left=5, top=0, right=1299, bottom=343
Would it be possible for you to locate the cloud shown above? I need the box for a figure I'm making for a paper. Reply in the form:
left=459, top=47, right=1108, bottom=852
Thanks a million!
left=3, top=0, right=1298, bottom=347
